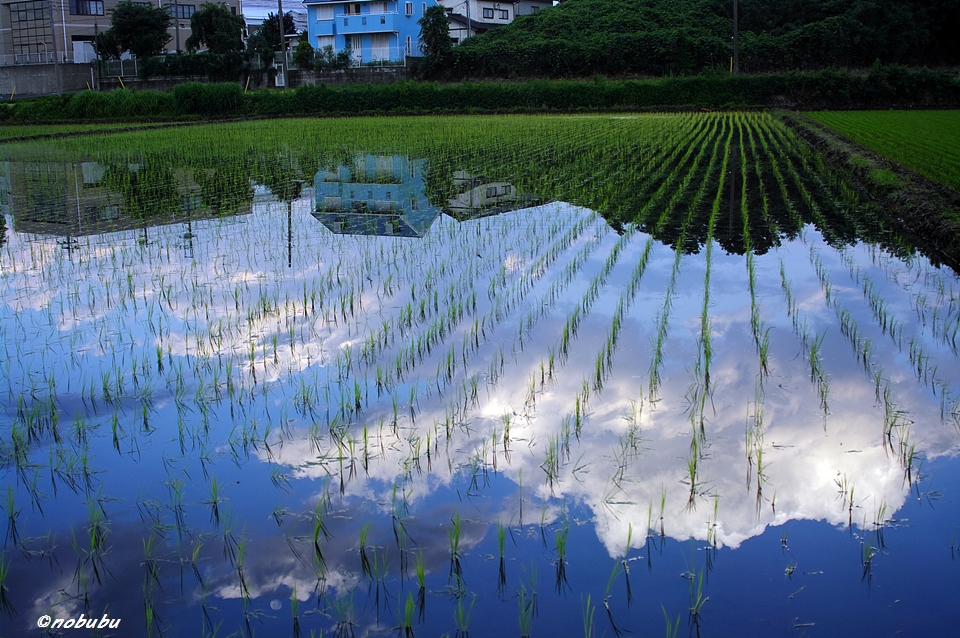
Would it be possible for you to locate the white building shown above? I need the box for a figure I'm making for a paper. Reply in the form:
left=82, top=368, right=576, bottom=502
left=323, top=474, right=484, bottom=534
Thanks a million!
left=437, top=0, right=552, bottom=44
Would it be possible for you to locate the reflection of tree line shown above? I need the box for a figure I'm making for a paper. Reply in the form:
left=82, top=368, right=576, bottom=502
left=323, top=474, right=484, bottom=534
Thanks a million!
left=7, top=134, right=940, bottom=264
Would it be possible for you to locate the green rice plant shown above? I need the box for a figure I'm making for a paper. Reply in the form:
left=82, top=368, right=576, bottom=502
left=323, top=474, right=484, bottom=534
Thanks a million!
left=414, top=549, right=426, bottom=622
left=448, top=512, right=462, bottom=581
left=4, top=488, right=20, bottom=549
left=0, top=553, right=13, bottom=617
left=553, top=518, right=571, bottom=594
left=453, top=593, right=476, bottom=637
left=399, top=591, right=415, bottom=638
left=662, top=606, right=681, bottom=638
left=582, top=594, right=596, bottom=638
left=359, top=522, right=372, bottom=579
left=688, top=568, right=709, bottom=621
left=497, top=522, right=507, bottom=596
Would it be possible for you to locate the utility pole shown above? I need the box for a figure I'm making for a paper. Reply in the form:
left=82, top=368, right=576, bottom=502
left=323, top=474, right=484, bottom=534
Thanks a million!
left=174, top=0, right=181, bottom=51
left=732, top=0, right=739, bottom=74
left=277, top=0, right=287, bottom=88
left=48, top=0, right=63, bottom=94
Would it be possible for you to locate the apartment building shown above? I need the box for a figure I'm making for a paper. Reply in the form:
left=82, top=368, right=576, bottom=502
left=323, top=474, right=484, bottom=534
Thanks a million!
left=0, top=0, right=242, bottom=65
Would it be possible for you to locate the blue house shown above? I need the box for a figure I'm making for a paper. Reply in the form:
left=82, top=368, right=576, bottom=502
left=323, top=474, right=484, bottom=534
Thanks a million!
left=302, top=0, right=438, bottom=63
left=312, top=155, right=440, bottom=238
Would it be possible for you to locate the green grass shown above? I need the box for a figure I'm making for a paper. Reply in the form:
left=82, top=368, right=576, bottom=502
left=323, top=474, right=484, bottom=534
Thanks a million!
left=0, top=121, right=170, bottom=140
left=806, top=110, right=960, bottom=191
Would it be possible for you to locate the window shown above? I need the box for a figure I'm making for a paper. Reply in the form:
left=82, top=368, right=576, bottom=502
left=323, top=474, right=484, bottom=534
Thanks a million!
left=173, top=4, right=195, bottom=19
left=405, top=35, right=411, bottom=55
left=9, top=0, right=54, bottom=57
left=421, top=3, right=425, bottom=14
left=531, top=5, right=539, bottom=10
left=317, top=5, right=334, bottom=19
left=405, top=2, right=412, bottom=14
left=385, top=191, right=392, bottom=200
left=411, top=198, right=418, bottom=210
left=498, top=8, right=508, bottom=18
left=345, top=3, right=361, bottom=14
left=502, top=184, right=512, bottom=195
left=71, top=0, right=104, bottom=15
left=482, top=8, right=493, bottom=18
left=362, top=16, right=367, bottom=24
left=486, top=186, right=497, bottom=198
left=380, top=15, right=385, bottom=23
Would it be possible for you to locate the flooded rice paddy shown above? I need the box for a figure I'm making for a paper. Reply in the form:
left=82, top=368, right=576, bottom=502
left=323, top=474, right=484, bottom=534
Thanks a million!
left=1, top=114, right=959, bottom=637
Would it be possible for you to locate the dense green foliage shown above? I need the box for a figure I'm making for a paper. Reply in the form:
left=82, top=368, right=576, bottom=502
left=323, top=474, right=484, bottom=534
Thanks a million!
left=418, top=5, right=454, bottom=78
left=185, top=2, right=246, bottom=54
left=2, top=67, right=958, bottom=123
left=806, top=110, right=960, bottom=192
left=98, top=0, right=173, bottom=60
left=445, top=0, right=960, bottom=79
left=139, top=52, right=250, bottom=81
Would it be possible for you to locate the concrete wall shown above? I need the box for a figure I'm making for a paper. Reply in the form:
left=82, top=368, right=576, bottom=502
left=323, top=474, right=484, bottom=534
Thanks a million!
left=0, top=63, right=95, bottom=97
left=301, top=65, right=415, bottom=86
left=0, top=61, right=414, bottom=98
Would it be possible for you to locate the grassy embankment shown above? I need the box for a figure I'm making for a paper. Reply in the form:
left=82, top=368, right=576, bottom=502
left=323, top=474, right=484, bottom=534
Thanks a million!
left=785, top=110, right=960, bottom=267
left=806, top=110, right=960, bottom=193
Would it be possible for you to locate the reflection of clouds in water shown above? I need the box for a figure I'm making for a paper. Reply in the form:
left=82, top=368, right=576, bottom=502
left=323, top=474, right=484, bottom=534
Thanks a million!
left=4, top=191, right=959, bottom=571
left=256, top=226, right=960, bottom=557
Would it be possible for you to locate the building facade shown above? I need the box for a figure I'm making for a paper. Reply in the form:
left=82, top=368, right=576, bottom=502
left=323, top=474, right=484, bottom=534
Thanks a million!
left=303, top=0, right=436, bottom=64
left=439, top=0, right=550, bottom=44
left=0, top=0, right=242, bottom=66
left=313, top=155, right=439, bottom=237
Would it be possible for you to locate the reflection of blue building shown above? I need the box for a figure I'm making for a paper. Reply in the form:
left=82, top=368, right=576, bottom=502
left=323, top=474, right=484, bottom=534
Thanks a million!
left=312, top=155, right=440, bottom=238
left=303, top=0, right=437, bottom=64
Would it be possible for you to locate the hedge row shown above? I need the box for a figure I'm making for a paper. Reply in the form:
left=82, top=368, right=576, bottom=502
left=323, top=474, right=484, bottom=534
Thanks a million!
left=3, top=66, right=959, bottom=122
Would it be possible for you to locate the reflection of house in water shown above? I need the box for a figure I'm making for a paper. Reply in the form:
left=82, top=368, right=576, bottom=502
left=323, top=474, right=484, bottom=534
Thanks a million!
left=312, top=155, right=440, bottom=238
left=5, top=162, right=251, bottom=238
left=445, top=171, right=540, bottom=222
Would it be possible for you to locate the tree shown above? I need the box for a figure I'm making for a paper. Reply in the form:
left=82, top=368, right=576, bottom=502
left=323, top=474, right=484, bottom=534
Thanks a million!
left=185, top=2, right=245, bottom=54
left=418, top=5, right=452, bottom=77
left=102, top=1, right=172, bottom=59
left=93, top=29, right=123, bottom=60
left=259, top=11, right=297, bottom=51
left=247, top=11, right=296, bottom=65
left=294, top=40, right=315, bottom=69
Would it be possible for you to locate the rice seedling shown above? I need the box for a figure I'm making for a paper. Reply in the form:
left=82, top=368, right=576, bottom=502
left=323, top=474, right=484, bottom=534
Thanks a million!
left=448, top=512, right=463, bottom=581
left=688, top=568, right=709, bottom=622
left=453, top=593, right=476, bottom=638
left=582, top=594, right=596, bottom=638
left=554, top=518, right=570, bottom=594
left=662, top=606, right=681, bottom=638
left=497, top=522, right=507, bottom=597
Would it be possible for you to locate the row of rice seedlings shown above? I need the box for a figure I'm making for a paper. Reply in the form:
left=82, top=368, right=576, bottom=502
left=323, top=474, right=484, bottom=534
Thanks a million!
left=669, top=117, right=737, bottom=509
left=569, top=118, right=720, bottom=407
left=688, top=117, right=736, bottom=432
left=778, top=259, right=830, bottom=422
left=805, top=246, right=925, bottom=486
left=649, top=115, right=728, bottom=398
left=745, top=380, right=769, bottom=514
